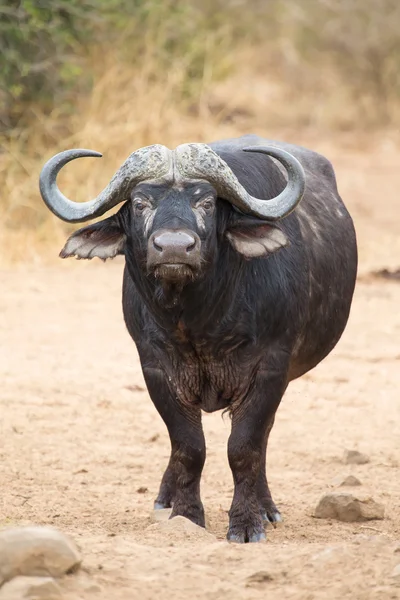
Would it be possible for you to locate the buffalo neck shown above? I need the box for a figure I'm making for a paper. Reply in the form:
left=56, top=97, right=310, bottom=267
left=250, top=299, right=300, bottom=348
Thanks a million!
left=124, top=242, right=294, bottom=351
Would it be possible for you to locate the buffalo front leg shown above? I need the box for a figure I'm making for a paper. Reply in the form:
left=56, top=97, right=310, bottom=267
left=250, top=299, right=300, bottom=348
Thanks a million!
left=154, top=454, right=176, bottom=510
left=142, top=367, right=206, bottom=527
left=227, top=369, right=287, bottom=543
left=257, top=416, right=282, bottom=525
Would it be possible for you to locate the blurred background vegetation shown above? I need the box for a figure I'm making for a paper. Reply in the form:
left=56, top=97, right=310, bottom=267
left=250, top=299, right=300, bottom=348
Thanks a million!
left=1, top=0, right=399, bottom=262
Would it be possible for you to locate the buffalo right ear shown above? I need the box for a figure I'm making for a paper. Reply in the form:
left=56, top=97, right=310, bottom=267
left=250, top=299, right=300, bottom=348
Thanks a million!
left=225, top=216, right=289, bottom=258
left=60, top=215, right=126, bottom=261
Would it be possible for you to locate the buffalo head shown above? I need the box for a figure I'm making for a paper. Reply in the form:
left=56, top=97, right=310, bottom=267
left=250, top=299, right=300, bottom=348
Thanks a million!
left=39, top=143, right=305, bottom=285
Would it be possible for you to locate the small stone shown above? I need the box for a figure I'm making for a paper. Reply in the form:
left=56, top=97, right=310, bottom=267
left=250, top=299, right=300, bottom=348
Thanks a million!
left=332, top=474, right=362, bottom=487
left=315, top=492, right=385, bottom=522
left=147, top=516, right=216, bottom=542
left=394, top=544, right=400, bottom=553
left=0, top=526, right=81, bottom=586
left=391, top=564, right=400, bottom=579
left=343, top=450, right=370, bottom=465
left=0, top=576, right=62, bottom=600
left=136, top=486, right=148, bottom=494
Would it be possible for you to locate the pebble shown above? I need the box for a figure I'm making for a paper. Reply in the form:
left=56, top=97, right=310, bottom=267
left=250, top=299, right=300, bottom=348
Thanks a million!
left=343, top=450, right=370, bottom=465
left=332, top=474, right=362, bottom=487
left=315, top=492, right=385, bottom=522
left=147, top=515, right=216, bottom=542
left=0, top=526, right=81, bottom=586
left=0, top=576, right=62, bottom=600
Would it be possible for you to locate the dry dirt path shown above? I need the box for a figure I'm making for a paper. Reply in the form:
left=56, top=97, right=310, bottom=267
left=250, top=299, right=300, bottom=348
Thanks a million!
left=1, top=261, right=399, bottom=600
left=1, top=142, right=400, bottom=599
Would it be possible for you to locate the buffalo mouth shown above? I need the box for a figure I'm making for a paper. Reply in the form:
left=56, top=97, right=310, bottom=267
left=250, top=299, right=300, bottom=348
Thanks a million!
left=152, top=263, right=196, bottom=282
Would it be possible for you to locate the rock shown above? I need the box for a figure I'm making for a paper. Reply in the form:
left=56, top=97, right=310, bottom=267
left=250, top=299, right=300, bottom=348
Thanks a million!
left=0, top=576, right=62, bottom=600
left=147, top=516, right=217, bottom=542
left=314, top=492, right=385, bottom=522
left=343, top=450, right=370, bottom=465
left=0, top=526, right=81, bottom=586
left=391, top=564, right=400, bottom=579
left=394, top=544, right=400, bottom=553
left=332, top=474, right=362, bottom=487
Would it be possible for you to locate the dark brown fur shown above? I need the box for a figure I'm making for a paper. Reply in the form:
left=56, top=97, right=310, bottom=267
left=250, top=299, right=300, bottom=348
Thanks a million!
left=61, top=135, right=358, bottom=542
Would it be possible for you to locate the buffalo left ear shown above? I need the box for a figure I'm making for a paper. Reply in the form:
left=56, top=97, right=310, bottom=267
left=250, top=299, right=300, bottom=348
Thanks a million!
left=60, top=215, right=126, bottom=261
left=226, top=219, right=289, bottom=258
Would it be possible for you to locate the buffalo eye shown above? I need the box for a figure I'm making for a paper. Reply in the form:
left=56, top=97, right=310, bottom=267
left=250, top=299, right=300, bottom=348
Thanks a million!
left=133, top=198, right=146, bottom=213
left=199, top=197, right=215, bottom=211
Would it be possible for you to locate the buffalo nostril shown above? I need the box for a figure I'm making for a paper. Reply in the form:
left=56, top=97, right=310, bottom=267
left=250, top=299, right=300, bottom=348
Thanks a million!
left=186, top=239, right=196, bottom=252
left=153, top=237, right=163, bottom=252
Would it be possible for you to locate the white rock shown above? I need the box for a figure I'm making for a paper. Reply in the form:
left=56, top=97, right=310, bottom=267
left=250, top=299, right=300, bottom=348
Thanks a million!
left=0, top=576, right=62, bottom=600
left=0, top=526, right=81, bottom=586
left=314, top=492, right=385, bottom=522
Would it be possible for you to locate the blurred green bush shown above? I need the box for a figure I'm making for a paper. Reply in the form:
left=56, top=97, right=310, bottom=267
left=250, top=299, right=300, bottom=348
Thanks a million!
left=1, top=0, right=399, bottom=133
left=0, top=0, right=93, bottom=130
left=0, top=0, right=236, bottom=133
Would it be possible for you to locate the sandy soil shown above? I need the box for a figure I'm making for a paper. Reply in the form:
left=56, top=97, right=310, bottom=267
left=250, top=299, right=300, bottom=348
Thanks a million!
left=1, top=144, right=400, bottom=599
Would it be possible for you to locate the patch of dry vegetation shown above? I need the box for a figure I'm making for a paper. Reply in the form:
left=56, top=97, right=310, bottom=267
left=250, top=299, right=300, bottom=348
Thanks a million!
left=1, top=0, right=399, bottom=264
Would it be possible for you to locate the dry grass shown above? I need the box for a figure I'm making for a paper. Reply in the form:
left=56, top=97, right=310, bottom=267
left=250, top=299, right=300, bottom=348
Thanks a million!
left=0, top=49, right=252, bottom=265
left=1, top=3, right=400, bottom=266
left=0, top=57, right=218, bottom=264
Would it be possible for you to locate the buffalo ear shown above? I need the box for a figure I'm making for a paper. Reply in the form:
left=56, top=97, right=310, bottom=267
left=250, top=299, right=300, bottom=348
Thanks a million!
left=60, top=215, right=126, bottom=261
left=226, top=218, right=289, bottom=258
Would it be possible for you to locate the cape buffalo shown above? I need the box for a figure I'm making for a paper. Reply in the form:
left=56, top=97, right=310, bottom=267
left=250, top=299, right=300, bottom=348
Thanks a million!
left=39, top=134, right=358, bottom=542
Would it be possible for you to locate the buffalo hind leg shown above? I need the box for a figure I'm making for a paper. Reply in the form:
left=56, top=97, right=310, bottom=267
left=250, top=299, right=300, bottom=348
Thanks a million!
left=227, top=369, right=287, bottom=543
left=142, top=367, right=206, bottom=527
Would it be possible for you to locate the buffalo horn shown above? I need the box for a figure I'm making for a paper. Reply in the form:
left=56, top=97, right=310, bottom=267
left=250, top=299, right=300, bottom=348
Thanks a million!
left=39, top=145, right=173, bottom=223
left=175, top=143, right=306, bottom=220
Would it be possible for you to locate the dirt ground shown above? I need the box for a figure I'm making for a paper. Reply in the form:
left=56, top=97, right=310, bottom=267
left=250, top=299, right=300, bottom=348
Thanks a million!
left=1, top=143, right=400, bottom=599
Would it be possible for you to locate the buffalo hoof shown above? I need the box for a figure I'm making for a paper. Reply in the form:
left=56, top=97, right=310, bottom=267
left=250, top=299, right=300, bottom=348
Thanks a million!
left=261, top=510, right=283, bottom=526
left=154, top=501, right=171, bottom=510
left=227, top=529, right=266, bottom=543
left=227, top=517, right=266, bottom=543
left=170, top=502, right=205, bottom=529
